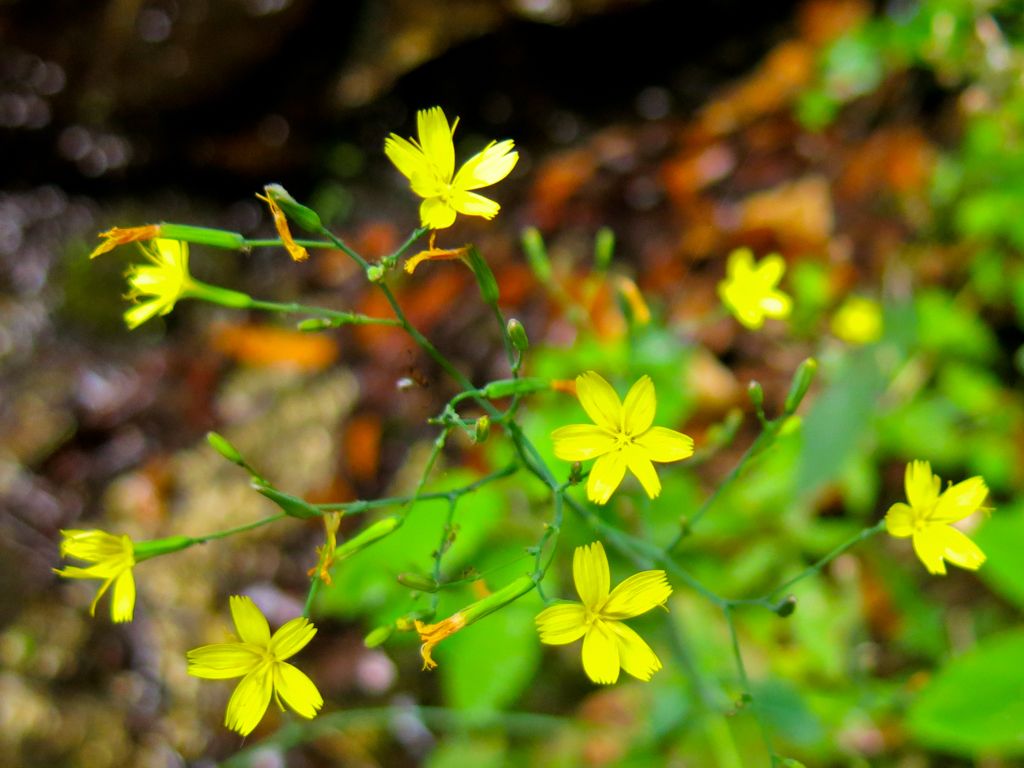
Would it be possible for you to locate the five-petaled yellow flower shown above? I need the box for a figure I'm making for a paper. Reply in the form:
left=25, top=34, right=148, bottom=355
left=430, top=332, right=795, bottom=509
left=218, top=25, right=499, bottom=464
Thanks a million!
left=123, top=238, right=195, bottom=329
left=552, top=371, right=694, bottom=504
left=885, top=461, right=989, bottom=575
left=718, top=247, right=792, bottom=329
left=384, top=106, right=518, bottom=230
left=536, top=541, right=671, bottom=684
left=187, top=595, right=323, bottom=737
left=55, top=530, right=137, bottom=623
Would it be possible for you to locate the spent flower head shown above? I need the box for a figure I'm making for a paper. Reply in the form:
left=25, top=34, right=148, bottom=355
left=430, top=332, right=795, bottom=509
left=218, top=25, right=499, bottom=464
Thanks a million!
left=55, top=530, right=137, bottom=623
left=718, top=247, right=792, bottom=329
left=552, top=371, right=694, bottom=504
left=385, top=106, right=518, bottom=230
left=536, top=541, right=671, bottom=684
left=885, top=460, right=989, bottom=575
left=90, top=224, right=162, bottom=259
left=186, top=595, right=323, bottom=736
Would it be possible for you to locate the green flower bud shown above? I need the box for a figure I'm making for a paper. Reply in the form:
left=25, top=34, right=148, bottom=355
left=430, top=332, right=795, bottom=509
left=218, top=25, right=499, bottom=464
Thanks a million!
left=594, top=227, right=615, bottom=271
left=474, top=415, right=490, bottom=443
left=364, top=625, right=395, bottom=648
left=207, top=432, right=245, bottom=465
left=133, top=535, right=193, bottom=561
left=784, top=357, right=818, bottom=414
left=397, top=572, right=439, bottom=592
left=774, top=595, right=797, bottom=618
left=264, top=183, right=322, bottom=231
left=255, top=484, right=321, bottom=519
left=465, top=247, right=499, bottom=305
left=482, top=377, right=550, bottom=399
left=335, top=516, right=402, bottom=560
left=366, top=264, right=385, bottom=283
left=507, top=319, right=529, bottom=351
left=747, top=380, right=765, bottom=412
left=297, top=318, right=333, bottom=331
left=521, top=227, right=552, bottom=282
left=159, top=223, right=246, bottom=250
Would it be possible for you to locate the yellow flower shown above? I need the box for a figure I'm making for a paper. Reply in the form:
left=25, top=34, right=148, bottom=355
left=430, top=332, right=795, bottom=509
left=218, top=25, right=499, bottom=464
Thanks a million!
left=831, top=295, right=883, bottom=344
left=123, top=238, right=195, bottom=329
left=384, top=106, right=518, bottom=230
left=414, top=613, right=467, bottom=671
left=187, top=596, right=323, bottom=737
left=552, top=371, right=694, bottom=505
left=55, top=530, right=137, bottom=623
left=536, top=541, right=671, bottom=684
left=90, top=224, right=162, bottom=259
left=885, top=461, right=989, bottom=575
left=717, top=247, right=792, bottom=329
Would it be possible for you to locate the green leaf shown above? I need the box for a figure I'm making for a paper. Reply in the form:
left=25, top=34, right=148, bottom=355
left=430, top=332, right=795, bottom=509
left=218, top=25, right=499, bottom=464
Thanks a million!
left=907, top=628, right=1024, bottom=756
left=974, top=502, right=1024, bottom=610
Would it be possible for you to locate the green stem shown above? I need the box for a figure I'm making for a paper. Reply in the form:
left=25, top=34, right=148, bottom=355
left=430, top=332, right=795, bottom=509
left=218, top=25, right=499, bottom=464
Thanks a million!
left=191, top=514, right=287, bottom=543
left=723, top=606, right=776, bottom=764
left=243, top=239, right=338, bottom=249
left=245, top=298, right=401, bottom=326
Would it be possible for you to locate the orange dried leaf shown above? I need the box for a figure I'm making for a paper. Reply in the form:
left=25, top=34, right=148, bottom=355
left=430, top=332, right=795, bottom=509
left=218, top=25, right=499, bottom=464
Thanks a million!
left=212, top=324, right=339, bottom=371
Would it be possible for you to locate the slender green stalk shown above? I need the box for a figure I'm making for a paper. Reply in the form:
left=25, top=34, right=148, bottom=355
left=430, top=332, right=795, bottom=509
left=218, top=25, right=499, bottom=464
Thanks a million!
left=191, top=513, right=287, bottom=543
left=243, top=238, right=337, bottom=249
left=723, top=606, right=776, bottom=765
left=245, top=298, right=401, bottom=326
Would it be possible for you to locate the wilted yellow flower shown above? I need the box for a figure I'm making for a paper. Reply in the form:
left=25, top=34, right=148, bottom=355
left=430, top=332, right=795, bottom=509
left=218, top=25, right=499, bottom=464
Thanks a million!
left=187, top=596, right=323, bottom=736
left=55, top=530, right=137, bottom=623
left=90, top=224, right=162, bottom=259
left=256, top=191, right=309, bottom=262
left=552, top=371, right=694, bottom=504
left=718, top=247, right=792, bottom=329
left=414, top=613, right=467, bottom=671
left=385, top=106, right=518, bottom=230
left=536, top=541, right=671, bottom=684
left=123, top=238, right=195, bottom=329
left=886, top=461, right=989, bottom=575
left=831, top=295, right=883, bottom=344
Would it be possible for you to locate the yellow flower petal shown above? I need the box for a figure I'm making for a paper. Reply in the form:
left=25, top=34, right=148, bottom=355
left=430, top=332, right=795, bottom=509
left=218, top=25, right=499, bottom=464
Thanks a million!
left=582, top=621, right=620, bottom=685
left=573, top=541, right=610, bottom=609
left=718, top=248, right=792, bottom=330
left=905, top=460, right=940, bottom=511
left=760, top=290, right=792, bottom=318
left=587, top=450, right=627, bottom=505
left=931, top=525, right=986, bottom=571
left=535, top=603, right=588, bottom=645
left=452, top=139, right=518, bottom=191
left=256, top=193, right=309, bottom=262
left=551, top=424, right=617, bottom=461
left=576, top=371, right=622, bottom=432
left=384, top=134, right=429, bottom=182
left=633, top=426, right=694, bottom=463
left=884, top=502, right=914, bottom=538
left=225, top=665, right=273, bottom=736
left=451, top=189, right=500, bottom=219
left=602, top=570, right=671, bottom=619
left=610, top=622, right=662, bottom=681
left=726, top=247, right=755, bottom=280
left=273, top=662, right=324, bottom=719
left=187, top=643, right=262, bottom=679
left=230, top=595, right=271, bottom=646
left=622, top=375, right=656, bottom=435
left=419, top=197, right=458, bottom=230
left=933, top=476, right=988, bottom=524
left=754, top=254, right=785, bottom=286
left=59, top=530, right=129, bottom=561
left=269, top=617, right=317, bottom=661
left=110, top=569, right=135, bottom=623
left=417, top=107, right=456, bottom=183
left=625, top=450, right=661, bottom=499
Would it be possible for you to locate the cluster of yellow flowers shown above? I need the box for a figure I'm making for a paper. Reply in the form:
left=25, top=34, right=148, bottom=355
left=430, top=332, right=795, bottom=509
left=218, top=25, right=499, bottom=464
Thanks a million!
left=63, top=106, right=992, bottom=738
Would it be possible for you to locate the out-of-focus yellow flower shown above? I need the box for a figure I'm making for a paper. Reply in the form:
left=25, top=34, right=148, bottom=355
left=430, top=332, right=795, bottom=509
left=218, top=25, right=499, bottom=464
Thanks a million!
left=831, top=295, right=883, bottom=344
left=90, top=224, right=162, bottom=259
left=552, top=371, right=693, bottom=505
left=55, top=530, right=137, bottom=623
left=536, top=541, right=671, bottom=684
left=257, top=191, right=309, bottom=262
left=385, top=106, right=518, bottom=230
left=885, top=461, right=989, bottom=575
left=717, top=247, right=792, bottom=329
left=123, top=238, right=195, bottom=329
left=186, top=596, right=323, bottom=736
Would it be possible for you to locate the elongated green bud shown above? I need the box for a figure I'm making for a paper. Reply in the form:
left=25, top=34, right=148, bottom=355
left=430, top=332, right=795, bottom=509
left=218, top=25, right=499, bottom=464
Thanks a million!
left=335, top=516, right=402, bottom=560
left=507, top=319, right=529, bottom=351
left=482, top=377, right=550, bottom=399
left=159, top=223, right=246, bottom=250
left=255, top=485, right=321, bottom=519
left=207, top=432, right=245, bottom=465
left=461, top=576, right=536, bottom=625
left=784, top=358, right=818, bottom=414
left=521, top=227, right=552, bottom=282
left=187, top=280, right=253, bottom=309
left=264, top=184, right=322, bottom=231
left=397, top=572, right=439, bottom=592
left=747, top=381, right=765, bottom=412
left=133, top=535, right=193, bottom=561
left=465, top=247, right=499, bottom=305
left=297, top=318, right=333, bottom=331
left=594, top=227, right=615, bottom=271
left=364, top=625, right=394, bottom=648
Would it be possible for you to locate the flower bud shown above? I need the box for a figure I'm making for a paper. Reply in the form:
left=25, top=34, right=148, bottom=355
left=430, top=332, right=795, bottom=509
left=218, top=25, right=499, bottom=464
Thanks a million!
left=747, top=381, right=765, bottom=412
left=774, top=595, right=797, bottom=618
left=466, top=247, right=500, bottom=305
left=474, top=415, right=490, bottom=443
left=207, top=432, right=245, bottom=465
left=521, top=227, right=552, bottom=282
left=363, top=625, right=394, bottom=648
left=334, top=516, right=402, bottom=560
left=263, top=183, right=322, bottom=231
left=507, top=319, right=529, bottom=351
left=159, top=223, right=246, bottom=250
left=255, top=484, right=321, bottom=519
left=594, top=226, right=615, bottom=271
left=366, top=264, right=385, bottom=283
left=133, top=535, right=193, bottom=561
left=784, top=358, right=817, bottom=414
left=397, top=572, right=439, bottom=592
